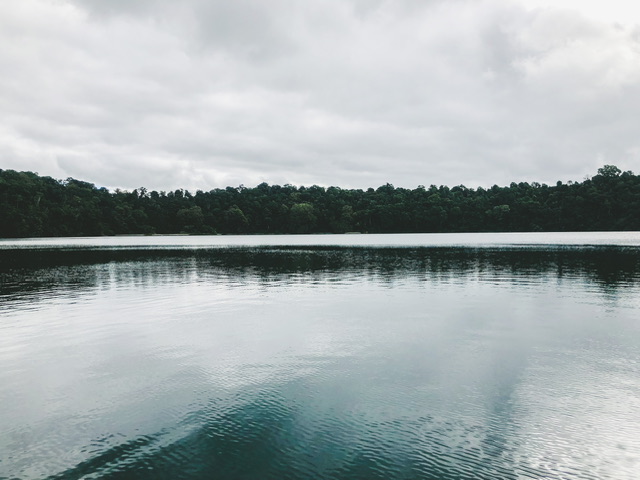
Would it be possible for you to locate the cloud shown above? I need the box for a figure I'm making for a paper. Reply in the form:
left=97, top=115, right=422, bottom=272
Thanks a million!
left=1, top=0, right=639, bottom=191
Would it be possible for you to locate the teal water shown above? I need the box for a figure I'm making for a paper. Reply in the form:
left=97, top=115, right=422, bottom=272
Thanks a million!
left=1, top=234, right=640, bottom=479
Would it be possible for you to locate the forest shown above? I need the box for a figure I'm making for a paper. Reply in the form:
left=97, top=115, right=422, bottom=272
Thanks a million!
left=1, top=165, right=638, bottom=238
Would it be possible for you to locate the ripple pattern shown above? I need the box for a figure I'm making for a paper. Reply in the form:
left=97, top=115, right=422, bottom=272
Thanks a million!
left=1, top=244, right=639, bottom=479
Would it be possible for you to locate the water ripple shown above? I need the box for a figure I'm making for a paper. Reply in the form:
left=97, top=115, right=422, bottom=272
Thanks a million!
left=1, top=245, right=640, bottom=479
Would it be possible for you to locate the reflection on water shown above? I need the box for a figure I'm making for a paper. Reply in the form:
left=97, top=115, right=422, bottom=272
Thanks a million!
left=1, top=243, right=640, bottom=479
left=2, top=246, right=640, bottom=301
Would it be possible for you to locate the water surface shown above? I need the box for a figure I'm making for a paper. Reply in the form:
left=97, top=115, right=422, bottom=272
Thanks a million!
left=1, top=233, right=640, bottom=479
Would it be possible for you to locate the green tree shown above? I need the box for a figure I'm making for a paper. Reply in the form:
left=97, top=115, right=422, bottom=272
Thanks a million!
left=597, top=165, right=621, bottom=178
left=290, top=203, right=316, bottom=233
left=224, top=205, right=248, bottom=233
left=177, top=206, right=205, bottom=233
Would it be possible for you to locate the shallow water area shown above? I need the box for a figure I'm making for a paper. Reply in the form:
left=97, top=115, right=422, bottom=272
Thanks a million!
left=1, top=233, right=640, bottom=479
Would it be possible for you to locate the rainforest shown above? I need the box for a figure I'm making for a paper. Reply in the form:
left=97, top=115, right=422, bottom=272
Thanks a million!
left=1, top=165, right=637, bottom=238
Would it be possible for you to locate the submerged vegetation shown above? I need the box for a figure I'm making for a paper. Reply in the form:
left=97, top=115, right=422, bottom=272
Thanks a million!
left=1, top=165, right=639, bottom=237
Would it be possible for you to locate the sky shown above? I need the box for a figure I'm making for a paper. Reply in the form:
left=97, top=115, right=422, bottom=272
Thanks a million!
left=1, top=0, right=639, bottom=192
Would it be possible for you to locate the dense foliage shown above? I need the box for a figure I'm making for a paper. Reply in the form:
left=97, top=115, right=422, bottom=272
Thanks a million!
left=1, top=165, right=639, bottom=237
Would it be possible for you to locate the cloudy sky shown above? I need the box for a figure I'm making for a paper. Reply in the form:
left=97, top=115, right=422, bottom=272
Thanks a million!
left=1, top=0, right=639, bottom=192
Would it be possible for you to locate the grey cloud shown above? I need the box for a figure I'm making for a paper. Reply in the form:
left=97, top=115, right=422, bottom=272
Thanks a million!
left=74, top=0, right=299, bottom=58
left=1, top=0, right=639, bottom=192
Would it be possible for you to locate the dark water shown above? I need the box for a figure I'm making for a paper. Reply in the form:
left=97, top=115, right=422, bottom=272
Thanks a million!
left=1, top=236, right=640, bottom=479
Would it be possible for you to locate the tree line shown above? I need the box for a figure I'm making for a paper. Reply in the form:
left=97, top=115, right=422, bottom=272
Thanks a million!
left=1, top=165, right=638, bottom=238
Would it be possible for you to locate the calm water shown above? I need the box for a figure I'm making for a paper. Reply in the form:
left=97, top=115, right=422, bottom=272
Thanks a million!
left=1, top=233, right=640, bottom=479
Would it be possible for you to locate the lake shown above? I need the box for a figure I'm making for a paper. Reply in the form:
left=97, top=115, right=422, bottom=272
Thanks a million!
left=1, top=233, right=640, bottom=479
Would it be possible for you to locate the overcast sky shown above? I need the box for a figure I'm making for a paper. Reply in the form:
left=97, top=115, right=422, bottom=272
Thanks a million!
left=1, top=0, right=639, bottom=192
